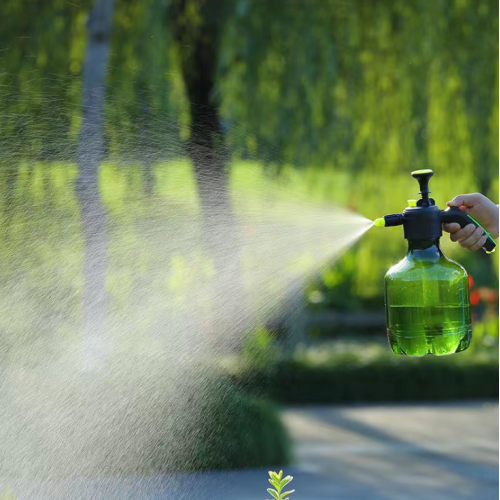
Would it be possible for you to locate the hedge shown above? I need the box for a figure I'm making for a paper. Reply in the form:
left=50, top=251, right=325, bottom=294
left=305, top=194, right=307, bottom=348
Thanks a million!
left=229, top=351, right=499, bottom=404
left=0, top=363, right=291, bottom=477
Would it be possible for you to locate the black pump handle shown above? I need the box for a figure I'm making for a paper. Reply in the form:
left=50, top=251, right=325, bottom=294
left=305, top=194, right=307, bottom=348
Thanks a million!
left=441, top=207, right=497, bottom=253
left=411, top=169, right=433, bottom=197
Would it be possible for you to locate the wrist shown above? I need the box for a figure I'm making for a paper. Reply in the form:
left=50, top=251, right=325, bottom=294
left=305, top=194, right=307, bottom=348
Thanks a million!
left=491, top=208, right=499, bottom=239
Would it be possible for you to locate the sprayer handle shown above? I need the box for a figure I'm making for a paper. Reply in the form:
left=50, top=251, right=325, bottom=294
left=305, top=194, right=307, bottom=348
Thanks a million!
left=441, top=207, right=497, bottom=253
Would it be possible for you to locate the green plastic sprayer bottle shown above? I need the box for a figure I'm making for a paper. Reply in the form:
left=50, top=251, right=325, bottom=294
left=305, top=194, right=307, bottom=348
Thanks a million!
left=374, top=169, right=497, bottom=356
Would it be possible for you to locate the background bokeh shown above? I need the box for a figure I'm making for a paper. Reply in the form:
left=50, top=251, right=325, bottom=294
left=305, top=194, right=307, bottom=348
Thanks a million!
left=0, top=0, right=497, bottom=350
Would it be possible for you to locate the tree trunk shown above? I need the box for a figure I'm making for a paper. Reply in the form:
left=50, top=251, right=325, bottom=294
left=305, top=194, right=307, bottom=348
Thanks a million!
left=172, top=0, right=246, bottom=352
left=187, top=97, right=246, bottom=352
left=76, top=0, right=114, bottom=370
left=139, top=97, right=156, bottom=196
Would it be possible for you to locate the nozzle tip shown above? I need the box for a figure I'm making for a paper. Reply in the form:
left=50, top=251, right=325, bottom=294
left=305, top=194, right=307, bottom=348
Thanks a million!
left=374, top=218, right=386, bottom=227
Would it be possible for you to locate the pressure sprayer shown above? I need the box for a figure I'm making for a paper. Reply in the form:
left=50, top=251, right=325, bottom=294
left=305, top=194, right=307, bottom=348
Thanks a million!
left=374, top=169, right=496, bottom=356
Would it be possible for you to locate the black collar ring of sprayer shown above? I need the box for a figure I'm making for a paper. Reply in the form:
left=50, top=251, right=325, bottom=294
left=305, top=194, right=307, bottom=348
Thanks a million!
left=402, top=204, right=442, bottom=241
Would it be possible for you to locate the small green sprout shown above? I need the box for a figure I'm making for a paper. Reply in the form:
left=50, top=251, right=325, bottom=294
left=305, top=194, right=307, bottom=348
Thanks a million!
left=267, top=470, right=295, bottom=500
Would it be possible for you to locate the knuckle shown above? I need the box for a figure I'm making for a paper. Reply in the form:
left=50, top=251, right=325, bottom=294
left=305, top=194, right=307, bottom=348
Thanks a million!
left=457, top=229, right=471, bottom=239
left=465, top=225, right=476, bottom=236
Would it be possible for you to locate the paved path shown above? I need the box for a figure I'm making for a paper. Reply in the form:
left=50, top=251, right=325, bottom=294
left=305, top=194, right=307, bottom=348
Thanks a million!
left=282, top=401, right=499, bottom=500
left=1, top=401, right=497, bottom=499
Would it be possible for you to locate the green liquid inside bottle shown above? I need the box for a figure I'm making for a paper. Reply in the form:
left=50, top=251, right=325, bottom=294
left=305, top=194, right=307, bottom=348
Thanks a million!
left=385, top=238, right=471, bottom=356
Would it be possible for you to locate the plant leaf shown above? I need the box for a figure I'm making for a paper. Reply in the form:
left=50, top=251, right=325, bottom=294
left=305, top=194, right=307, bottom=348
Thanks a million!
left=269, top=471, right=280, bottom=482
left=267, top=488, right=279, bottom=500
left=266, top=470, right=294, bottom=500
left=269, top=478, right=280, bottom=488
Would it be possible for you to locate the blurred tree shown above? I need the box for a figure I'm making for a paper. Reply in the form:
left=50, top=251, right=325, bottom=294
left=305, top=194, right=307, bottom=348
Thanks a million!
left=169, top=0, right=246, bottom=350
left=77, top=0, right=115, bottom=368
left=1, top=0, right=496, bottom=187
left=169, top=0, right=232, bottom=218
left=0, top=0, right=89, bottom=161
left=219, top=0, right=498, bottom=186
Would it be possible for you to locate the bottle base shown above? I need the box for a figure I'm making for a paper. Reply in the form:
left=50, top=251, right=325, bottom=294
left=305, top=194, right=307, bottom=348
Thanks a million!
left=387, top=326, right=472, bottom=356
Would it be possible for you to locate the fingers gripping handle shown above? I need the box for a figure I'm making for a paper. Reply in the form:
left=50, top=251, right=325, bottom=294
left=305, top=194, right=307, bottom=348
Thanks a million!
left=441, top=207, right=497, bottom=253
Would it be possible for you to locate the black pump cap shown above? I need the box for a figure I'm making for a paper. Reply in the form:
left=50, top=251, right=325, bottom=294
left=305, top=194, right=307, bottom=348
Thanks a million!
left=401, top=169, right=441, bottom=240
left=411, top=169, right=434, bottom=206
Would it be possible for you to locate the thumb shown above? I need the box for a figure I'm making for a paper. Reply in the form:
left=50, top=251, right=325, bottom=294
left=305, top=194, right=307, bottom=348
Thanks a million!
left=447, top=193, right=482, bottom=209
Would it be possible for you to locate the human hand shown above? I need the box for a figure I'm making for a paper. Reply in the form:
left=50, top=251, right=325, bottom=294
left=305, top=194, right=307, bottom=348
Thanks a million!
left=442, top=193, right=499, bottom=251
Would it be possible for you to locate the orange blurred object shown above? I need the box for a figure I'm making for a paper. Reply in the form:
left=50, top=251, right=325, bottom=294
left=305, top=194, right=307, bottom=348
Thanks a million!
left=468, top=275, right=474, bottom=289
left=470, top=290, right=481, bottom=307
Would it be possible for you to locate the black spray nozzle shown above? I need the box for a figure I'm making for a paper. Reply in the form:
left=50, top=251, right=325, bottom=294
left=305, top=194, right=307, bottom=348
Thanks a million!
left=374, top=213, right=403, bottom=228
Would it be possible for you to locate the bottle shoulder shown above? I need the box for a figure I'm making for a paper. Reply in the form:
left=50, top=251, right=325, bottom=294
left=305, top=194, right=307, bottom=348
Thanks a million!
left=441, top=253, right=468, bottom=273
left=385, top=253, right=468, bottom=281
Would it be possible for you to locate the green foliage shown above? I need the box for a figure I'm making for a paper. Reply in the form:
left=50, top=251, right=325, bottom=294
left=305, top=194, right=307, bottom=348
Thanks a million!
left=267, top=470, right=295, bottom=500
left=0, top=0, right=90, bottom=160
left=242, top=327, right=276, bottom=367
left=107, top=0, right=184, bottom=159
left=230, top=344, right=499, bottom=405
left=220, top=0, right=498, bottom=187
left=179, top=381, right=292, bottom=471
left=469, top=313, right=500, bottom=351
left=1, top=0, right=497, bottom=184
left=0, top=366, right=291, bottom=476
